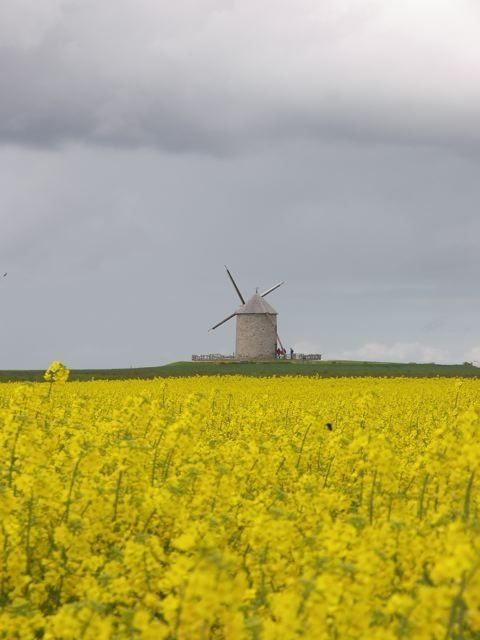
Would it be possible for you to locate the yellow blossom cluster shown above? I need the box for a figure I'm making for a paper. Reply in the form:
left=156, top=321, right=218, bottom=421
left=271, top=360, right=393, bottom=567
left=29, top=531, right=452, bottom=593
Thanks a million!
left=0, top=376, right=480, bottom=639
left=43, top=361, right=70, bottom=384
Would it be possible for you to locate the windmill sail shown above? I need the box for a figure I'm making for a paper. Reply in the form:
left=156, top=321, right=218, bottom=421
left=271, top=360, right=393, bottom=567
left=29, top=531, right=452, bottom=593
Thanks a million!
left=260, top=281, right=284, bottom=298
left=209, top=312, right=236, bottom=331
left=225, top=266, right=245, bottom=304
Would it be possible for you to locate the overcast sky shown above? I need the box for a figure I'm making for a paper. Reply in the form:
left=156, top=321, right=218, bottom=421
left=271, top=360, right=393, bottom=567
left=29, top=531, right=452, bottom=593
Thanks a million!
left=1, top=0, right=480, bottom=368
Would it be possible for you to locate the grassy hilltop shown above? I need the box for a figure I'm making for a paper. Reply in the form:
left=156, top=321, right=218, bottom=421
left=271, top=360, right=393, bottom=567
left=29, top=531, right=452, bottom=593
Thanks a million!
left=0, top=359, right=479, bottom=382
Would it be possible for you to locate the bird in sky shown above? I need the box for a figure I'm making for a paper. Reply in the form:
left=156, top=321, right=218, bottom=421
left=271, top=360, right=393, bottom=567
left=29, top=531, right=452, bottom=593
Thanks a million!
left=3, top=273, right=7, bottom=277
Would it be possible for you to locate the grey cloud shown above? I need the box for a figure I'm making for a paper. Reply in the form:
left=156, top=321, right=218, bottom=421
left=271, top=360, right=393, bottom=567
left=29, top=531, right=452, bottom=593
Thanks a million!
left=1, top=1, right=480, bottom=152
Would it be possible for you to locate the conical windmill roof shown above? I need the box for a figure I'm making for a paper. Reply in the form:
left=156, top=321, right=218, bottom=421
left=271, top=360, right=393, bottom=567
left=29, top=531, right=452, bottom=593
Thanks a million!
left=236, top=293, right=277, bottom=315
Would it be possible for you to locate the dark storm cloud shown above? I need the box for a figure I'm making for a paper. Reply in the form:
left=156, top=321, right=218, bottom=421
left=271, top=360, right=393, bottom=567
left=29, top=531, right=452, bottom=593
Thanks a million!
left=1, top=0, right=480, bottom=152
left=1, top=140, right=480, bottom=368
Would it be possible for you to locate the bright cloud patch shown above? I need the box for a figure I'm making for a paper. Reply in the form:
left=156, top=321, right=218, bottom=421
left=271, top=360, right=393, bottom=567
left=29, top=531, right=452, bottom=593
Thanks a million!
left=336, top=342, right=450, bottom=363
left=293, top=341, right=323, bottom=355
left=463, top=347, right=480, bottom=365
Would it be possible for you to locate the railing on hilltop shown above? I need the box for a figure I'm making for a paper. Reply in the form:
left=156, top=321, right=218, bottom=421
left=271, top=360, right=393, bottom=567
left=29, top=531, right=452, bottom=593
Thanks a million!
left=192, top=354, right=235, bottom=361
left=192, top=353, right=322, bottom=361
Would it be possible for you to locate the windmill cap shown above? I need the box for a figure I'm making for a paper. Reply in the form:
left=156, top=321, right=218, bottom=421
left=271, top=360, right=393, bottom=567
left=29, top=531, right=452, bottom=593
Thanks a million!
left=236, top=293, right=277, bottom=315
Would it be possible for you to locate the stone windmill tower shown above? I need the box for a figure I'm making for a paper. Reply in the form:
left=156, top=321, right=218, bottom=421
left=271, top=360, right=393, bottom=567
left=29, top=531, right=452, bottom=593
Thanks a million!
left=210, top=267, right=285, bottom=359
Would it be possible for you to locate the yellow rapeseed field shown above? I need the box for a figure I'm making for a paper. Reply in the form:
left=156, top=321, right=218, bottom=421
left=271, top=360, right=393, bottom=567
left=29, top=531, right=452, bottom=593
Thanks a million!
left=1, top=374, right=479, bottom=639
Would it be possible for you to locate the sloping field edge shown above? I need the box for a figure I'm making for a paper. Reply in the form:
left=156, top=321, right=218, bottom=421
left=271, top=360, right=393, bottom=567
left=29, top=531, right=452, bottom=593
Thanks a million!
left=0, top=360, right=479, bottom=382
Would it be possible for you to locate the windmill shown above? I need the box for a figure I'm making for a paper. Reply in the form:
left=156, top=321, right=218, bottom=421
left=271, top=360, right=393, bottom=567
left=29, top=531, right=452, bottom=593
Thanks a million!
left=210, top=266, right=285, bottom=359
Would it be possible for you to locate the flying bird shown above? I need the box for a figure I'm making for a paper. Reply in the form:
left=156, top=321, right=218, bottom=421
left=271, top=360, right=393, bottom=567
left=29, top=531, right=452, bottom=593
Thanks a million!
left=2, top=273, right=6, bottom=277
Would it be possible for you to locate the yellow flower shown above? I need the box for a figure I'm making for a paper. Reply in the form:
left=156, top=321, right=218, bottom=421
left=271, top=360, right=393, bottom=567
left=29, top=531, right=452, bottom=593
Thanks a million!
left=0, top=375, right=479, bottom=637
left=44, top=360, right=70, bottom=383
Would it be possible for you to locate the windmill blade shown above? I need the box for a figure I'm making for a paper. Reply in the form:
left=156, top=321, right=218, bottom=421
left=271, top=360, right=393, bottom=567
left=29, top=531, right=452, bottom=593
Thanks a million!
left=225, top=265, right=245, bottom=305
left=209, top=312, right=236, bottom=331
left=260, top=281, right=284, bottom=298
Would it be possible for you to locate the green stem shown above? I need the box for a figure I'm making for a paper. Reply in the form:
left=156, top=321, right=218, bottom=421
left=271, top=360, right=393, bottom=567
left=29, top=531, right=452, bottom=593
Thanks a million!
left=296, top=424, right=312, bottom=470
left=25, top=493, right=34, bottom=576
left=418, top=474, right=430, bottom=520
left=0, top=527, right=9, bottom=605
left=368, top=470, right=377, bottom=525
left=444, top=574, right=466, bottom=640
left=463, top=471, right=475, bottom=523
left=151, top=442, right=161, bottom=487
left=387, top=494, right=393, bottom=521
left=7, top=423, right=23, bottom=488
left=142, top=509, right=157, bottom=533
left=63, top=454, right=83, bottom=523
left=323, top=456, right=335, bottom=489
left=112, top=471, right=123, bottom=522
left=162, top=448, right=174, bottom=481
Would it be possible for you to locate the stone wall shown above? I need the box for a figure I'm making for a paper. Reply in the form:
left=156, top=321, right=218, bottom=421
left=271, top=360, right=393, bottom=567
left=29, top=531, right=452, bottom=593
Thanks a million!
left=235, top=314, right=277, bottom=359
